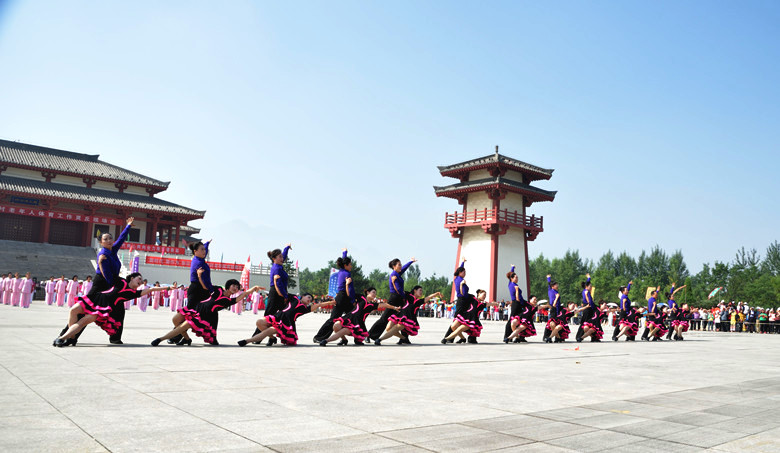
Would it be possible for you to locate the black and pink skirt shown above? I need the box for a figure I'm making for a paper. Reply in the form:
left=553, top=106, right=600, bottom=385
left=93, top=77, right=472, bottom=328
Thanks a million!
left=77, top=296, right=121, bottom=336
left=648, top=320, right=668, bottom=337
left=388, top=314, right=420, bottom=336
left=519, top=318, right=537, bottom=337
left=264, top=314, right=298, bottom=345
left=455, top=313, right=479, bottom=332
left=547, top=317, right=571, bottom=338
left=582, top=321, right=604, bottom=340
left=335, top=316, right=368, bottom=342
left=178, top=308, right=217, bottom=344
left=619, top=320, right=638, bottom=336
left=671, top=319, right=689, bottom=332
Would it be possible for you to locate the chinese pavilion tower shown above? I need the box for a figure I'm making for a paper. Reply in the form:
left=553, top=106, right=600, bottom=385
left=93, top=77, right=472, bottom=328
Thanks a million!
left=434, top=147, right=556, bottom=302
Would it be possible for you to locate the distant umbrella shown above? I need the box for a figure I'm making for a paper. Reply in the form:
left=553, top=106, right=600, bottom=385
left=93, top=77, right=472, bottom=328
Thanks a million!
left=607, top=302, right=618, bottom=308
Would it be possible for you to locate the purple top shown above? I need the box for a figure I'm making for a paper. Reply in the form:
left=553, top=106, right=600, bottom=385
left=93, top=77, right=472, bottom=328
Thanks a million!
left=389, top=260, right=413, bottom=295
left=582, top=276, right=595, bottom=308
left=336, top=250, right=354, bottom=298
left=189, top=240, right=212, bottom=291
left=620, top=282, right=632, bottom=311
left=96, top=223, right=132, bottom=285
left=455, top=262, right=468, bottom=298
left=508, top=265, right=523, bottom=302
left=270, top=246, right=291, bottom=297
left=547, top=276, right=560, bottom=316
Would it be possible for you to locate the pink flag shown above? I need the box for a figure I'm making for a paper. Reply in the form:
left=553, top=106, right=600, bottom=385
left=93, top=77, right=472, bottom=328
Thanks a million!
left=240, top=255, right=251, bottom=290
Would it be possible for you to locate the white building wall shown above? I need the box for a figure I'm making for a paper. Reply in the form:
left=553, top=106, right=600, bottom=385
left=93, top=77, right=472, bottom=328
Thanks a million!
left=497, top=228, right=528, bottom=301
left=468, top=169, right=492, bottom=180
left=501, top=192, right=525, bottom=213
left=465, top=191, right=491, bottom=212
left=458, top=226, right=492, bottom=297
left=3, top=167, right=45, bottom=181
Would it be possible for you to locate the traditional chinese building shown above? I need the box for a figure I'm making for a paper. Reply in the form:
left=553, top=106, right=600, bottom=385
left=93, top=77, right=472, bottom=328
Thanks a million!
left=434, top=147, right=556, bottom=302
left=0, top=139, right=204, bottom=251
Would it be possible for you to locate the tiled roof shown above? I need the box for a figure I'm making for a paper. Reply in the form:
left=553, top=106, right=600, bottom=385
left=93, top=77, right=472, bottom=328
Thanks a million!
left=0, top=139, right=169, bottom=188
left=437, top=152, right=554, bottom=181
left=434, top=177, right=557, bottom=201
left=0, top=175, right=204, bottom=218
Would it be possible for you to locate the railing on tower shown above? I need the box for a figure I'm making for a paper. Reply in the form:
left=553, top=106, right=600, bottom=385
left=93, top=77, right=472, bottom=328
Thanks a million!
left=444, top=208, right=543, bottom=231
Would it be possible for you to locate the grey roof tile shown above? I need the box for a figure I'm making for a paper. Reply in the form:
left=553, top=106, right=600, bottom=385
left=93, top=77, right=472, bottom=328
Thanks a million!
left=0, top=175, right=204, bottom=218
left=0, top=139, right=169, bottom=188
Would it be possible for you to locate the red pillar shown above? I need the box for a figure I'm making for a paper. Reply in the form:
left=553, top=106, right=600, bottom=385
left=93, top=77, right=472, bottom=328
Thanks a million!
left=41, top=216, right=51, bottom=243
left=489, top=232, right=498, bottom=302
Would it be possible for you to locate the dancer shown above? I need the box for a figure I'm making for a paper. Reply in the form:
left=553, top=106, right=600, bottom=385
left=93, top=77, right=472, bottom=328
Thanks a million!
left=666, top=284, right=687, bottom=340
left=671, top=297, right=691, bottom=341
left=153, top=280, right=261, bottom=346
left=611, top=281, right=634, bottom=341
left=138, top=279, right=149, bottom=311
left=549, top=303, right=589, bottom=343
left=442, top=260, right=477, bottom=344
left=641, top=287, right=662, bottom=341
left=648, top=306, right=670, bottom=340
left=62, top=217, right=134, bottom=345
left=66, top=276, right=80, bottom=307
left=44, top=276, right=55, bottom=305
left=503, top=265, right=528, bottom=342
left=53, top=273, right=165, bottom=346
left=320, top=288, right=401, bottom=346
left=169, top=281, right=180, bottom=312
left=375, top=287, right=442, bottom=345
left=248, top=244, right=292, bottom=345
left=575, top=274, right=595, bottom=341
left=543, top=274, right=561, bottom=343
left=578, top=302, right=612, bottom=342
left=367, top=257, right=416, bottom=342
left=21, top=272, right=34, bottom=308
left=314, top=249, right=357, bottom=343
left=187, top=240, right=213, bottom=309
left=614, top=305, right=642, bottom=341
left=238, top=293, right=334, bottom=346
left=443, top=289, right=500, bottom=343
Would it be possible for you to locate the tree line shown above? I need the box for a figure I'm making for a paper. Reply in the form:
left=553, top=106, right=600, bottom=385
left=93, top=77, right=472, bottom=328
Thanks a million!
left=297, top=241, right=780, bottom=308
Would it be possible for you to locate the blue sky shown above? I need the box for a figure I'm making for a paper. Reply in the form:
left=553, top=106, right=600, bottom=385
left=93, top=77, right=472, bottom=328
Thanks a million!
left=1, top=0, right=778, bottom=277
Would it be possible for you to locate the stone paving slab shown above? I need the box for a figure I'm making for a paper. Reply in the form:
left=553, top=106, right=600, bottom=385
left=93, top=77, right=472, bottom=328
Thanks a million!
left=1, top=304, right=779, bottom=452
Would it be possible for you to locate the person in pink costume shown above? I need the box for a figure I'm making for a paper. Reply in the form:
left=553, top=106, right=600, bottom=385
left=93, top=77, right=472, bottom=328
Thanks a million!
left=152, top=282, right=162, bottom=310
left=11, top=273, right=23, bottom=306
left=21, top=272, right=34, bottom=308
left=66, top=276, right=80, bottom=307
left=168, top=282, right=179, bottom=312
left=45, top=277, right=56, bottom=305
left=55, top=276, right=67, bottom=307
left=81, top=276, right=93, bottom=297
left=137, top=280, right=149, bottom=312
left=1, top=274, right=9, bottom=305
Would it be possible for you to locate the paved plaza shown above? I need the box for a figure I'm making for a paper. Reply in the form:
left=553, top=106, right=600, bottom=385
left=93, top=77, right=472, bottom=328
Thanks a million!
left=1, top=304, right=779, bottom=453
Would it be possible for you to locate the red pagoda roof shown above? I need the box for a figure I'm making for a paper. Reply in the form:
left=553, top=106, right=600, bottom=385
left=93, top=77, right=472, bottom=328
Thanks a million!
left=434, top=177, right=557, bottom=204
left=437, top=151, right=554, bottom=182
left=0, top=139, right=169, bottom=189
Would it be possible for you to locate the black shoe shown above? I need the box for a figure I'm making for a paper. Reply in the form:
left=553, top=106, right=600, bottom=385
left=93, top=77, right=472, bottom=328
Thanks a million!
left=177, top=338, right=192, bottom=346
left=503, top=338, right=510, bottom=344
left=267, top=337, right=277, bottom=347
left=467, top=337, right=478, bottom=344
left=354, top=341, right=365, bottom=346
left=591, top=338, right=601, bottom=342
left=397, top=339, right=404, bottom=345
left=456, top=338, right=466, bottom=344
left=554, top=337, right=562, bottom=343
left=612, top=336, right=618, bottom=342
left=319, top=340, right=328, bottom=347
left=65, top=338, right=77, bottom=346
left=54, top=338, right=66, bottom=347
left=237, top=340, right=247, bottom=347
left=442, top=338, right=449, bottom=344
left=168, top=334, right=182, bottom=344
left=513, top=337, right=522, bottom=343
left=518, top=337, right=527, bottom=343
left=338, top=338, right=348, bottom=346
left=109, top=340, right=123, bottom=345
left=641, top=336, right=649, bottom=341
left=374, top=339, right=382, bottom=346
left=401, top=338, right=412, bottom=345
left=447, top=338, right=454, bottom=343
left=210, top=340, right=220, bottom=346
left=151, top=338, right=162, bottom=346
left=678, top=335, right=684, bottom=341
